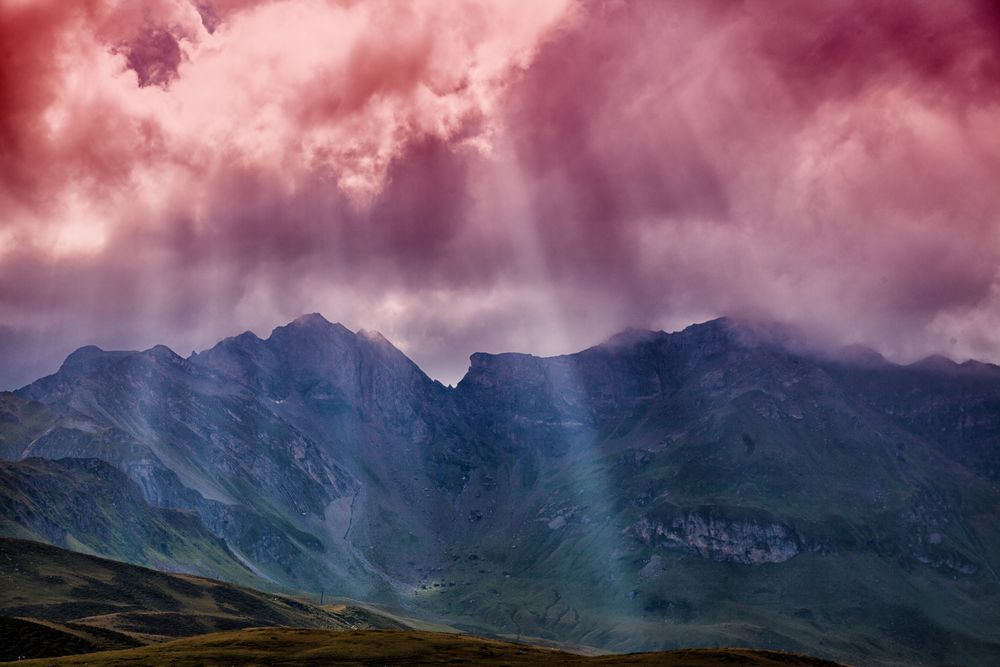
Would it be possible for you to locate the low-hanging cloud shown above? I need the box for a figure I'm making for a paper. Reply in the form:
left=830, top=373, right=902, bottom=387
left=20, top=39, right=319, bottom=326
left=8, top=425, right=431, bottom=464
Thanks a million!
left=2, top=0, right=1000, bottom=388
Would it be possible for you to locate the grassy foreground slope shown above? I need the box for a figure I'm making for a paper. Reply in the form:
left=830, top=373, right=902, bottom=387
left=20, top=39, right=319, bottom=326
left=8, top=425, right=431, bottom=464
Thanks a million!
left=1, top=628, right=846, bottom=666
left=0, top=538, right=847, bottom=665
left=0, top=538, right=405, bottom=661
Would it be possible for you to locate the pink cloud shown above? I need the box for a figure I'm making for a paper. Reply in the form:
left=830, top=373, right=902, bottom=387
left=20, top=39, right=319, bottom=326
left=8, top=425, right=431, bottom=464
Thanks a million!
left=2, top=0, right=1000, bottom=388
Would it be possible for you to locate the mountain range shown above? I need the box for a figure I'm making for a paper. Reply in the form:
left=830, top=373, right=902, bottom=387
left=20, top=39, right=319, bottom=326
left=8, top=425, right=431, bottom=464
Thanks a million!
left=2, top=314, right=999, bottom=666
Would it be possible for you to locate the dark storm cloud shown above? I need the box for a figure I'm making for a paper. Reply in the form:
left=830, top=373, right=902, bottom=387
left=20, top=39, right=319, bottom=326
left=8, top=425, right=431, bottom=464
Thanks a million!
left=116, top=28, right=183, bottom=88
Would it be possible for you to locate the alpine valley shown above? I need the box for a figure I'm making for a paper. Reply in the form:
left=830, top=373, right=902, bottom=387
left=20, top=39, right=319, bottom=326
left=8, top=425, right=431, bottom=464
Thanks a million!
left=2, top=314, right=999, bottom=666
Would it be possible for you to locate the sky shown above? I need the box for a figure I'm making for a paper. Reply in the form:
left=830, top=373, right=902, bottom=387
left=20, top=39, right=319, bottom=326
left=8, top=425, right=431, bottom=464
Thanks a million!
left=2, top=0, right=1000, bottom=388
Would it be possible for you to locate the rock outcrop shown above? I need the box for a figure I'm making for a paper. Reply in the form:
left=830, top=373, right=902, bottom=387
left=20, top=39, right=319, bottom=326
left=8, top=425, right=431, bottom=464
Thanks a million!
left=632, top=507, right=801, bottom=565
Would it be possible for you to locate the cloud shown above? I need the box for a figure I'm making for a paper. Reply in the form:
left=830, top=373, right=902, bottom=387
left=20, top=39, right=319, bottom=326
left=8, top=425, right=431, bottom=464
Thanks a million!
left=486, top=0, right=1000, bottom=362
left=2, top=0, right=1000, bottom=388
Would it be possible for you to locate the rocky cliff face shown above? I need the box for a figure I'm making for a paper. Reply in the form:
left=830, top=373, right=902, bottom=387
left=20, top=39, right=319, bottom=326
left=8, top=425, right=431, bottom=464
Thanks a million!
left=2, top=315, right=1000, bottom=666
left=632, top=507, right=802, bottom=565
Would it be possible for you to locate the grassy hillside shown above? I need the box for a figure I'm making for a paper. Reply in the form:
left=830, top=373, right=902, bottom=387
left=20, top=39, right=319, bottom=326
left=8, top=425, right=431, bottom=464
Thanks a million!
left=0, top=627, right=846, bottom=666
left=0, top=458, right=259, bottom=587
left=0, top=539, right=846, bottom=666
left=0, top=538, right=405, bottom=661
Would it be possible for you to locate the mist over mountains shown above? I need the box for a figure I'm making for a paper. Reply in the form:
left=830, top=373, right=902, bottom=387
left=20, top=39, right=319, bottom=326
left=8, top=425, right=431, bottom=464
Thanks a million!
left=2, top=314, right=1000, bottom=666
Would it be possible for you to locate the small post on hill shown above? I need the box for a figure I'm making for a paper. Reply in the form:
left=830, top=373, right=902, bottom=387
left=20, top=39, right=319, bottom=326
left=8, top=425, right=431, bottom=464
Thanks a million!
left=320, top=588, right=324, bottom=605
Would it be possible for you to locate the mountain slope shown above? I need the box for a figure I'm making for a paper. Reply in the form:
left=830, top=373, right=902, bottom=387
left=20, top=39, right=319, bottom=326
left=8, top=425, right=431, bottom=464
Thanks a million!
left=0, top=627, right=846, bottom=666
left=2, top=315, right=1000, bottom=665
left=0, top=537, right=406, bottom=660
left=0, top=458, right=256, bottom=585
left=0, top=538, right=844, bottom=666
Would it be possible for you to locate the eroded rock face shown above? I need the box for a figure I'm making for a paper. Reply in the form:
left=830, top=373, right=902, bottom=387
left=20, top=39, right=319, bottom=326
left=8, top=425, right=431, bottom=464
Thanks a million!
left=897, top=489, right=980, bottom=576
left=913, top=549, right=979, bottom=575
left=632, top=508, right=801, bottom=565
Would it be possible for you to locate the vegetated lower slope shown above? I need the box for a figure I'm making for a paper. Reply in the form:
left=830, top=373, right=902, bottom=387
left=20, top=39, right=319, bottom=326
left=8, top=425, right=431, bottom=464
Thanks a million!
left=0, top=627, right=846, bottom=667
left=0, top=539, right=844, bottom=666
left=0, top=617, right=103, bottom=662
left=0, top=538, right=406, bottom=661
left=0, top=458, right=258, bottom=586
left=2, top=315, right=1000, bottom=666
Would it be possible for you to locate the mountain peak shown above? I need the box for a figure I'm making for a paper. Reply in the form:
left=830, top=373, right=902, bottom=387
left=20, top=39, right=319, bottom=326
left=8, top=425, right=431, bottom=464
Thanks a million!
left=601, top=327, right=665, bottom=348
left=59, top=345, right=108, bottom=371
left=910, top=354, right=960, bottom=372
left=677, top=316, right=809, bottom=349
left=64, top=344, right=105, bottom=362
left=833, top=344, right=888, bottom=367
left=289, top=313, right=334, bottom=328
left=904, top=354, right=1000, bottom=378
left=959, top=359, right=1000, bottom=375
left=270, top=313, right=354, bottom=341
left=142, top=344, right=182, bottom=362
left=674, top=316, right=734, bottom=337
